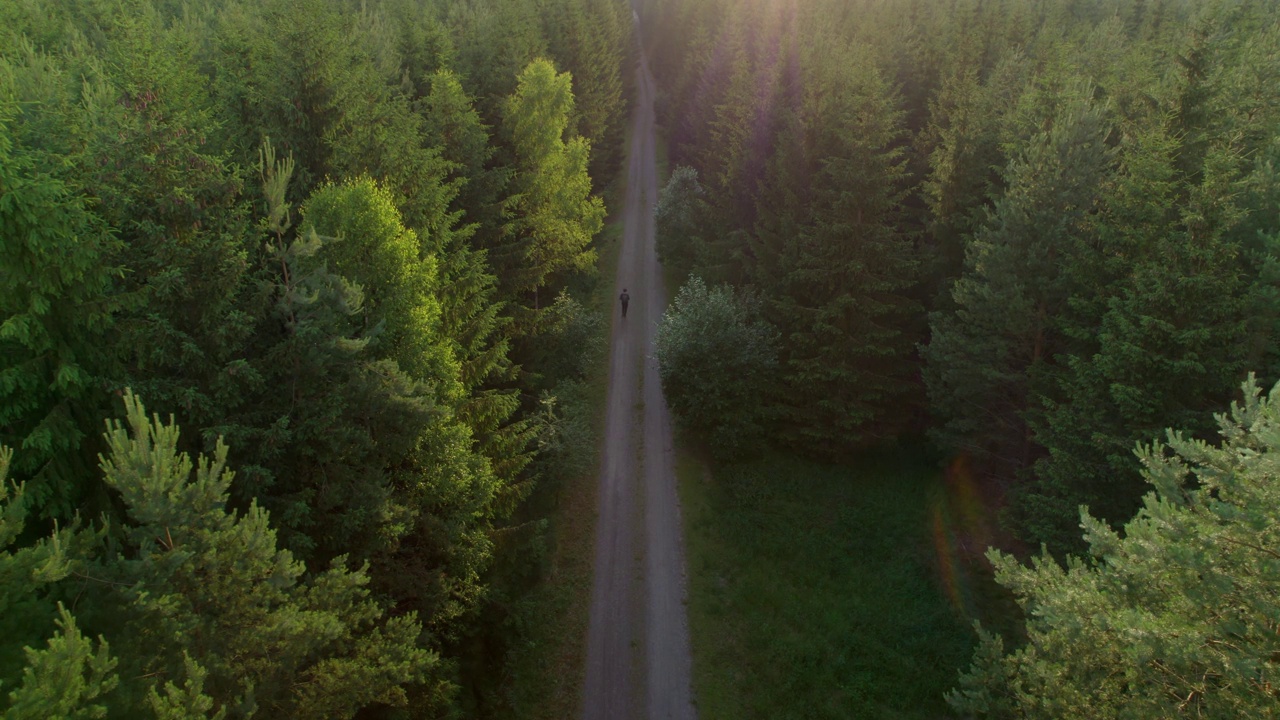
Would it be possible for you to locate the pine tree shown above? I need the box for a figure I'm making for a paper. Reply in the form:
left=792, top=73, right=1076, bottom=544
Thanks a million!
left=80, top=391, right=431, bottom=718
left=0, top=447, right=100, bottom=690
left=3, top=606, right=119, bottom=720
left=949, top=375, right=1280, bottom=719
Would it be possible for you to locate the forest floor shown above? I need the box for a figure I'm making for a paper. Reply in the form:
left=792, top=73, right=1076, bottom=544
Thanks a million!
left=581, top=37, right=697, bottom=720
left=675, top=445, right=1016, bottom=719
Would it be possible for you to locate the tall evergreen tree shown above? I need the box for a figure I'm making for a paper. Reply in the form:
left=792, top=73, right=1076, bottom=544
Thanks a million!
left=418, top=71, right=534, bottom=504
left=751, top=48, right=920, bottom=453
left=1025, top=127, right=1262, bottom=549
left=0, top=102, right=120, bottom=518
left=420, top=70, right=506, bottom=247
left=924, top=84, right=1113, bottom=483
left=949, top=375, right=1280, bottom=719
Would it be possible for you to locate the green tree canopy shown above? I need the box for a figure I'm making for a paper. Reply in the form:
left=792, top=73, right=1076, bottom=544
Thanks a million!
left=949, top=374, right=1280, bottom=719
left=0, top=394, right=432, bottom=719
left=655, top=276, right=779, bottom=458
left=498, top=58, right=605, bottom=320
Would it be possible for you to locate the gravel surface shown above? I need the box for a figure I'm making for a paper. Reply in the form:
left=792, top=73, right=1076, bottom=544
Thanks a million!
left=582, top=35, right=697, bottom=720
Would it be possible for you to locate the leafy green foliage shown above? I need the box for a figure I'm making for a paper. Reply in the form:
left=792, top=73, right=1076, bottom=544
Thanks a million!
left=303, top=178, right=453, bottom=387
left=655, top=277, right=778, bottom=458
left=87, top=391, right=431, bottom=717
left=1, top=0, right=628, bottom=713
left=949, top=375, right=1280, bottom=719
left=499, top=59, right=605, bottom=319
left=0, top=104, right=119, bottom=517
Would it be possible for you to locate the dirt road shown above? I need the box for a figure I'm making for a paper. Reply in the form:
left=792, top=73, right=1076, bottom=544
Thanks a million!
left=581, top=27, right=697, bottom=720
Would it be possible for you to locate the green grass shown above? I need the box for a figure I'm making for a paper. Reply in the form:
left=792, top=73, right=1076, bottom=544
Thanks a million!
left=678, top=446, right=1000, bottom=719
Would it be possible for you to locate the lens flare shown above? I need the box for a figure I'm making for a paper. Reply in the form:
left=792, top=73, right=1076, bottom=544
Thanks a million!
left=930, top=453, right=998, bottom=622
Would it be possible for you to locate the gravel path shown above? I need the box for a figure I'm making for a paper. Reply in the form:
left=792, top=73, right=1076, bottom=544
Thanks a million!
left=581, top=29, right=697, bottom=720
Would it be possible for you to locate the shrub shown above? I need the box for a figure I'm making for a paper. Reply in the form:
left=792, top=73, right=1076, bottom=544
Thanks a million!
left=655, top=276, right=778, bottom=457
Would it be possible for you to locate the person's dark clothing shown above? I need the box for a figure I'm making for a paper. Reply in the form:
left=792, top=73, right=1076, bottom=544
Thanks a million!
left=620, top=291, right=630, bottom=318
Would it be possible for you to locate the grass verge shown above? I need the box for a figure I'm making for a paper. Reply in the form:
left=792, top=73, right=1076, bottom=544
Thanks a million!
left=676, top=444, right=1008, bottom=719
left=495, top=218, right=621, bottom=719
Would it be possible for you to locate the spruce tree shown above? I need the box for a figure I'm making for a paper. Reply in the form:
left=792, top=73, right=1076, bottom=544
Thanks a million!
left=919, top=58, right=1028, bottom=302
left=923, top=84, right=1113, bottom=481
left=1020, top=17, right=1280, bottom=549
left=541, top=0, right=629, bottom=185
left=83, top=16, right=259, bottom=440
left=418, top=71, right=535, bottom=504
left=420, top=70, right=506, bottom=248
left=1025, top=127, right=1260, bottom=549
left=751, top=49, right=920, bottom=454
left=0, top=102, right=120, bottom=518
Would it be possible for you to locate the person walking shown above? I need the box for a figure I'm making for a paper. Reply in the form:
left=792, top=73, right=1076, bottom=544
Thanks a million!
left=619, top=288, right=630, bottom=318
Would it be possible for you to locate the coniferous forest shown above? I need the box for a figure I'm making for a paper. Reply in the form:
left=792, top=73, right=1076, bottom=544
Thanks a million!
left=1, top=0, right=627, bottom=715
left=3, top=0, right=1280, bottom=717
left=648, top=0, right=1280, bottom=715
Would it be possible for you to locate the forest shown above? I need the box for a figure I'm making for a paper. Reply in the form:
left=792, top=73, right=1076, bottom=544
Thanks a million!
left=647, top=0, right=1280, bottom=715
left=0, top=0, right=628, bottom=716
left=2, top=0, right=1279, bottom=716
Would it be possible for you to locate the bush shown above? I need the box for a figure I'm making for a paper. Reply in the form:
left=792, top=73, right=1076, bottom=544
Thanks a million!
left=655, top=276, right=778, bottom=457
